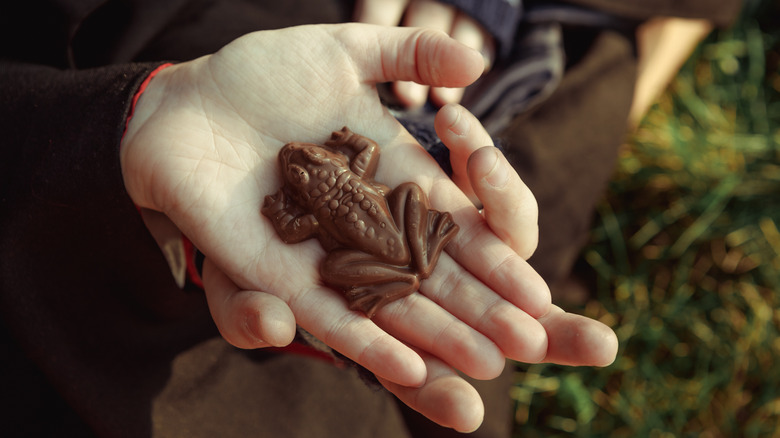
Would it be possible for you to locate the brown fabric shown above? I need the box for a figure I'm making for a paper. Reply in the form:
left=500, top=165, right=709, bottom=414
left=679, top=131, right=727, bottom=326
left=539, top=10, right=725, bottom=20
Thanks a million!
left=503, top=28, right=639, bottom=284
left=150, top=339, right=409, bottom=438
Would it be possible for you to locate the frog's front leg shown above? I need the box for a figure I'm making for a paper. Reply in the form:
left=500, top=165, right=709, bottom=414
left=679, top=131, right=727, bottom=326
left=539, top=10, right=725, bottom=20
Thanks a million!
left=321, top=249, right=420, bottom=318
left=325, top=127, right=381, bottom=182
left=261, top=189, right=319, bottom=244
left=388, top=183, right=459, bottom=278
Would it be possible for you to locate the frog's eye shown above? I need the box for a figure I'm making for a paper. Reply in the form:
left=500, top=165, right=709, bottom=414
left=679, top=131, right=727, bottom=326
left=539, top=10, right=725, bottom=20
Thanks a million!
left=287, top=164, right=309, bottom=186
left=303, top=147, right=327, bottom=165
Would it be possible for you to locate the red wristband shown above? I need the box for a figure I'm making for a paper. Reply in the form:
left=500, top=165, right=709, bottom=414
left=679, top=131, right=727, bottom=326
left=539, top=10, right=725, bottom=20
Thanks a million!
left=123, top=63, right=173, bottom=138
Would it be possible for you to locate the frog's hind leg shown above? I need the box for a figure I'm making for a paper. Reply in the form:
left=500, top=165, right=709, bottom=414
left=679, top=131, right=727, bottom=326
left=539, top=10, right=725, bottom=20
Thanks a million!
left=346, top=281, right=419, bottom=318
left=321, top=249, right=420, bottom=318
left=388, top=182, right=459, bottom=278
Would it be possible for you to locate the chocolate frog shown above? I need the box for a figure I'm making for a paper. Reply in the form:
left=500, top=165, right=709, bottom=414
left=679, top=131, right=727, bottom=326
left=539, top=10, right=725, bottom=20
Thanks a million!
left=262, top=127, right=459, bottom=318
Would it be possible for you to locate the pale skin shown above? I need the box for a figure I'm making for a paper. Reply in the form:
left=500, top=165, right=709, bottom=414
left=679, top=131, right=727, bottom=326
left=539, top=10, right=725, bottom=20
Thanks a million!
left=121, top=24, right=618, bottom=433
left=354, top=0, right=494, bottom=107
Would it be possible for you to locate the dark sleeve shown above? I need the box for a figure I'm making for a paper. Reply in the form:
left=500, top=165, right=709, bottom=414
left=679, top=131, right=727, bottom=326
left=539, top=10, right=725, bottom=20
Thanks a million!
left=0, top=61, right=164, bottom=215
left=0, top=0, right=171, bottom=212
left=0, top=6, right=183, bottom=434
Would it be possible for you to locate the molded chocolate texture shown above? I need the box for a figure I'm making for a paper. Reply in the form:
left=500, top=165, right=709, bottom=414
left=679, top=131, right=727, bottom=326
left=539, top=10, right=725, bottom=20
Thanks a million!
left=262, top=127, right=459, bottom=318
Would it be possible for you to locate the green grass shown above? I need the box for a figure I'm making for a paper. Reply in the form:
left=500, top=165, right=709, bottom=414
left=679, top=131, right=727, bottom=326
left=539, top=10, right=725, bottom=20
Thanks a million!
left=512, top=1, right=780, bottom=436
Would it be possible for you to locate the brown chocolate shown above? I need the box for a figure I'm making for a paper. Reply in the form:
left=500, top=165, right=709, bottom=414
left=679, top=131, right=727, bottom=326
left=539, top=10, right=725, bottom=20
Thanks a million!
left=262, top=127, right=459, bottom=318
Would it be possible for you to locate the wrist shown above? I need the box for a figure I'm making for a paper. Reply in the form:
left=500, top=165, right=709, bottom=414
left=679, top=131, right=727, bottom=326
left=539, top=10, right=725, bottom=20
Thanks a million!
left=120, top=63, right=176, bottom=209
left=123, top=64, right=174, bottom=137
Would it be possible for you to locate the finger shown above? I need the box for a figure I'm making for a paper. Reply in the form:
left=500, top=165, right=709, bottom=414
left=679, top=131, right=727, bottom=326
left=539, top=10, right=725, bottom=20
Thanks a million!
left=202, top=258, right=296, bottom=349
left=430, top=13, right=488, bottom=106
left=433, top=103, right=493, bottom=203
left=537, top=306, right=619, bottom=367
left=353, top=0, right=409, bottom=25
left=468, top=146, right=540, bottom=259
left=373, top=290, right=506, bottom=380
left=425, top=182, right=552, bottom=319
left=343, top=24, right=484, bottom=89
left=377, top=351, right=485, bottom=433
left=288, top=283, right=429, bottom=388
left=390, top=0, right=458, bottom=107
left=418, top=252, right=549, bottom=364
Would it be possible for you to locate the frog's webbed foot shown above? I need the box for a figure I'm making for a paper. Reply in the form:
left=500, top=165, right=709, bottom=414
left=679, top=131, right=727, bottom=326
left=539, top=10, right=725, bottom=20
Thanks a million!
left=388, top=182, right=460, bottom=278
left=261, top=189, right=287, bottom=215
left=321, top=249, right=420, bottom=318
left=345, top=281, right=419, bottom=318
left=420, top=210, right=459, bottom=277
left=261, top=189, right=318, bottom=244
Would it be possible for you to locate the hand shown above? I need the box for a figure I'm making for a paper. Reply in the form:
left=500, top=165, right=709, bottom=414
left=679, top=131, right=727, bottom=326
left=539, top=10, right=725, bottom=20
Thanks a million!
left=354, top=0, right=493, bottom=108
left=120, top=23, right=616, bottom=432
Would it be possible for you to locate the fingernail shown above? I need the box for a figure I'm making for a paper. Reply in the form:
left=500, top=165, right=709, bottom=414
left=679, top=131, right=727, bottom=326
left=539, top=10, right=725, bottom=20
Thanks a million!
left=483, top=148, right=509, bottom=189
left=244, top=314, right=266, bottom=345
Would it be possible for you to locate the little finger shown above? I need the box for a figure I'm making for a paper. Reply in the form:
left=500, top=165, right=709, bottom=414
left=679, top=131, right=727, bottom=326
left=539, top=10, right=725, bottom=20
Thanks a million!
left=377, top=350, right=485, bottom=433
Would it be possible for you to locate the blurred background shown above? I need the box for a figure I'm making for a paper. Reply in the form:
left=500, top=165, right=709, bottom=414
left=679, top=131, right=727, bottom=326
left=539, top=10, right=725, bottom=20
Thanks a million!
left=511, top=0, right=780, bottom=436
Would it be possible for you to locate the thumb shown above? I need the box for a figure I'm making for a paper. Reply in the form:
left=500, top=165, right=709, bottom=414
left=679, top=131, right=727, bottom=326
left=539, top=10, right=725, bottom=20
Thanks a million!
left=345, top=24, right=484, bottom=88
